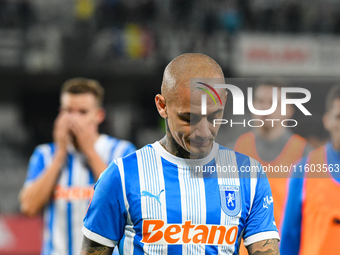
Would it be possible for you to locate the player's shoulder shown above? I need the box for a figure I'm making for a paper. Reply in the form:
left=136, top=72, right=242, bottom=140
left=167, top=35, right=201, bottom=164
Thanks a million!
left=100, top=134, right=133, bottom=144
left=101, top=134, right=136, bottom=148
left=291, top=133, right=307, bottom=142
left=289, top=147, right=322, bottom=179
left=33, top=142, right=55, bottom=155
left=116, top=143, right=152, bottom=161
left=234, top=131, right=254, bottom=143
left=111, top=143, right=158, bottom=171
left=101, top=144, right=151, bottom=179
left=237, top=131, right=253, bottom=139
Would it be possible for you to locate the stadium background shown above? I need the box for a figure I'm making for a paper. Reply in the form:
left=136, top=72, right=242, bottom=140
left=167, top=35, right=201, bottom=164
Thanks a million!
left=0, top=0, right=338, bottom=254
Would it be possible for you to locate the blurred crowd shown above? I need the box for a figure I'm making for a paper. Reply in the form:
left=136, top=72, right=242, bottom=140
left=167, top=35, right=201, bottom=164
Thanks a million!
left=1, top=0, right=340, bottom=34
left=0, top=2, right=339, bottom=255
left=0, top=0, right=338, bottom=217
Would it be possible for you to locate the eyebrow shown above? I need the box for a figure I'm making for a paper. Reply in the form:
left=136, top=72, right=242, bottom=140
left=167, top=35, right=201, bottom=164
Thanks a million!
left=178, top=109, right=223, bottom=116
left=210, top=109, right=223, bottom=115
left=178, top=112, right=190, bottom=116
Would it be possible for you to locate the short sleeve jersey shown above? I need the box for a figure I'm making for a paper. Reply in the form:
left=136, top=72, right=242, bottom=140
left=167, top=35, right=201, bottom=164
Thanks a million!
left=83, top=141, right=279, bottom=255
left=25, top=134, right=136, bottom=255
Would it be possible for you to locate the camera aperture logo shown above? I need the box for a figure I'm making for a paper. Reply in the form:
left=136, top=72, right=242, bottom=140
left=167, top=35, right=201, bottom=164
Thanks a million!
left=197, top=82, right=312, bottom=128
left=196, top=82, right=222, bottom=115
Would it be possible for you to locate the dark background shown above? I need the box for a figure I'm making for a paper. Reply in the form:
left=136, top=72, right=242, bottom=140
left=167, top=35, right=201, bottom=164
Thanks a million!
left=0, top=0, right=338, bottom=215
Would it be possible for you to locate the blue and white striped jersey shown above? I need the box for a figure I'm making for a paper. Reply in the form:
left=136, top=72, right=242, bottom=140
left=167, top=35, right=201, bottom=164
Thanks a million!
left=25, top=134, right=136, bottom=255
left=83, top=141, right=279, bottom=254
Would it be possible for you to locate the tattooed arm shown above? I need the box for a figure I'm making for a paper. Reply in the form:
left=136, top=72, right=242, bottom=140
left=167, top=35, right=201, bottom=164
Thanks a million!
left=247, top=239, right=280, bottom=255
left=80, top=236, right=114, bottom=255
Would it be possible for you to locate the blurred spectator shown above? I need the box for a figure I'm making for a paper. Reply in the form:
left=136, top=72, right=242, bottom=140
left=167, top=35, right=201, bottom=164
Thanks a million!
left=75, top=0, right=96, bottom=35
left=75, top=0, right=95, bottom=21
left=220, top=1, right=242, bottom=34
left=233, top=79, right=313, bottom=254
left=281, top=84, right=340, bottom=255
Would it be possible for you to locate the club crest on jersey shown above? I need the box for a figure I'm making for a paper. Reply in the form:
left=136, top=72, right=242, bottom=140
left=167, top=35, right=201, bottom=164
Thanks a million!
left=219, top=185, right=241, bottom=217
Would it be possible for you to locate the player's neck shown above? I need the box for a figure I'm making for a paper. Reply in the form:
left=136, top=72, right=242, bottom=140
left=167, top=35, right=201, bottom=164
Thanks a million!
left=159, top=135, right=192, bottom=159
left=256, top=125, right=286, bottom=140
left=332, top=140, right=340, bottom=151
left=160, top=120, right=192, bottom=159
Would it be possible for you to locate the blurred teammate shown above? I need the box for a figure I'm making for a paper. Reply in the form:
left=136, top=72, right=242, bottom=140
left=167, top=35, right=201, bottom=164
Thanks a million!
left=80, top=53, right=280, bottom=255
left=234, top=80, right=311, bottom=254
left=234, top=80, right=312, bottom=227
left=19, top=78, right=136, bottom=255
left=281, top=85, right=340, bottom=255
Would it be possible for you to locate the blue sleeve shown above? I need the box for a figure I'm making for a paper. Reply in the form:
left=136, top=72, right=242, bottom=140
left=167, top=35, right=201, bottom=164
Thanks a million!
left=122, top=143, right=137, bottom=157
left=25, top=146, right=46, bottom=183
left=280, top=158, right=306, bottom=255
left=83, top=162, right=127, bottom=244
left=243, top=166, right=279, bottom=245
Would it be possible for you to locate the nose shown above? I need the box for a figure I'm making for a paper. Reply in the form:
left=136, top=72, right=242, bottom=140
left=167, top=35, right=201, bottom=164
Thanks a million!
left=69, top=111, right=80, bottom=117
left=69, top=112, right=76, bottom=119
left=194, top=118, right=211, bottom=140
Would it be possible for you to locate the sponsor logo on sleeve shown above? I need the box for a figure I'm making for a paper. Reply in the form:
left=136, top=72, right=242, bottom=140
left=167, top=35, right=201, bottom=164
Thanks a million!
left=263, top=195, right=273, bottom=209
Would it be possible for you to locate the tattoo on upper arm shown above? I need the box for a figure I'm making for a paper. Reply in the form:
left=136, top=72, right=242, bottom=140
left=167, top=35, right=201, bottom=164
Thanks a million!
left=263, top=239, right=277, bottom=247
left=247, top=239, right=280, bottom=255
left=80, top=236, right=114, bottom=255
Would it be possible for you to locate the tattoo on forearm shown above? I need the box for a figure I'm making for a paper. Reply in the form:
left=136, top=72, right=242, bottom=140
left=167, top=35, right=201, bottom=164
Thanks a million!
left=251, top=249, right=277, bottom=255
left=81, top=237, right=113, bottom=255
left=81, top=247, right=110, bottom=255
left=247, top=239, right=280, bottom=255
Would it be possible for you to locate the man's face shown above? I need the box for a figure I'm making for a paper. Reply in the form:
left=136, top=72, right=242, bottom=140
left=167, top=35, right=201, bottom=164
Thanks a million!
left=166, top=85, right=226, bottom=158
left=60, top=93, right=103, bottom=133
left=253, top=85, right=288, bottom=129
left=324, top=99, right=340, bottom=148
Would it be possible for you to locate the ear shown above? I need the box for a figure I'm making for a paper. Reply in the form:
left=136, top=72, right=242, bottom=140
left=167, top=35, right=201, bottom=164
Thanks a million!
left=96, top=107, right=106, bottom=124
left=285, top=104, right=295, bottom=119
left=323, top=112, right=330, bottom=131
left=155, top=94, right=168, bottom=119
left=223, top=90, right=228, bottom=104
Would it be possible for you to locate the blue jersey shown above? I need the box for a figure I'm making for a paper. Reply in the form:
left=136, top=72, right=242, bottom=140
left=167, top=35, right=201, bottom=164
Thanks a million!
left=25, top=134, right=136, bottom=255
left=83, top=141, right=279, bottom=254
